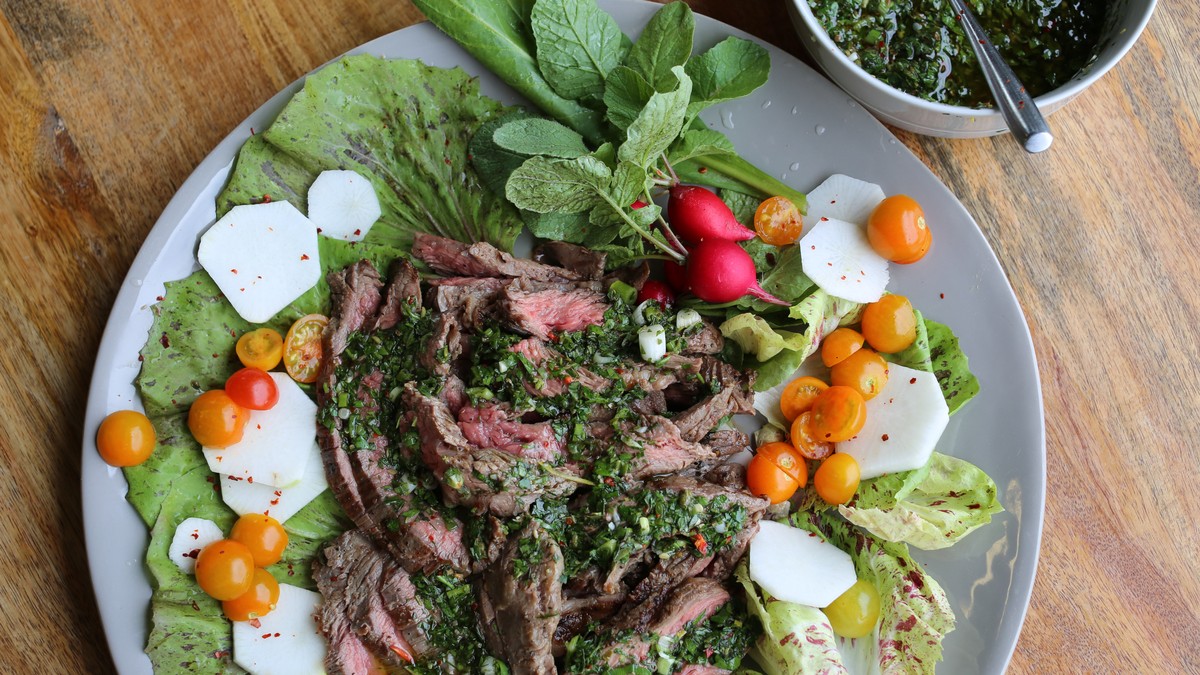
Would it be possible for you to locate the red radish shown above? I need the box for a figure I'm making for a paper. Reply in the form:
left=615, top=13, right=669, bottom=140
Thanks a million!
left=668, top=185, right=755, bottom=244
left=637, top=280, right=676, bottom=308
left=686, top=239, right=789, bottom=305
left=663, top=261, right=689, bottom=292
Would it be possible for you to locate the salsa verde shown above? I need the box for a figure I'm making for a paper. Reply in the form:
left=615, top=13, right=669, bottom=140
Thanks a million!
left=810, top=0, right=1106, bottom=108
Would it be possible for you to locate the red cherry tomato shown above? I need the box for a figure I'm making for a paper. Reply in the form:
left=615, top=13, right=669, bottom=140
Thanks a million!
left=225, top=368, right=279, bottom=411
left=637, top=280, right=676, bottom=308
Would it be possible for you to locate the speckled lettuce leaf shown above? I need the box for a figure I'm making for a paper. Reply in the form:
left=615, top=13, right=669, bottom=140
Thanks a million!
left=136, top=237, right=406, bottom=419
left=216, top=134, right=318, bottom=218
left=882, top=309, right=932, bottom=373
left=839, top=452, right=1003, bottom=550
left=232, top=54, right=522, bottom=251
left=793, top=511, right=957, bottom=675
left=735, top=561, right=848, bottom=675
left=741, top=289, right=862, bottom=392
left=267, top=491, right=353, bottom=589
left=925, top=319, right=979, bottom=414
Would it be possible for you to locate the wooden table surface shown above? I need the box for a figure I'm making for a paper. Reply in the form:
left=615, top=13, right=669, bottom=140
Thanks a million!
left=2, top=0, right=1197, bottom=672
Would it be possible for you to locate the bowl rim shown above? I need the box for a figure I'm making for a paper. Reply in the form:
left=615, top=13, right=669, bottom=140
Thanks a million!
left=790, top=0, right=1159, bottom=117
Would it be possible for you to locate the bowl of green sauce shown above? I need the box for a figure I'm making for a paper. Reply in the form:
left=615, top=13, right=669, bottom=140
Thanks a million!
left=787, top=0, right=1157, bottom=137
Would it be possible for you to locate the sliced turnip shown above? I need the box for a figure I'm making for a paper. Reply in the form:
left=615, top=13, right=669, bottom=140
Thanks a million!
left=198, top=201, right=321, bottom=324
left=839, top=363, right=949, bottom=479
left=168, top=518, right=223, bottom=574
left=749, top=519, right=856, bottom=607
left=220, top=437, right=328, bottom=523
left=800, top=218, right=889, bottom=303
left=202, top=373, right=317, bottom=488
left=306, top=170, right=381, bottom=242
left=803, top=174, right=886, bottom=230
left=233, top=583, right=326, bottom=675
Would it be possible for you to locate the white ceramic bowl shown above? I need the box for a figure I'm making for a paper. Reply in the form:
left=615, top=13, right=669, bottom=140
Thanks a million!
left=787, top=0, right=1158, bottom=137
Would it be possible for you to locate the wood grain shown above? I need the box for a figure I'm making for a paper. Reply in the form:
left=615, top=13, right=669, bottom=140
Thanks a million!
left=0, top=0, right=1196, bottom=672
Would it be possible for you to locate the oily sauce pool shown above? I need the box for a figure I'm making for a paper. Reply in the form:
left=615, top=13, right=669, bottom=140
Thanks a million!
left=810, top=0, right=1106, bottom=108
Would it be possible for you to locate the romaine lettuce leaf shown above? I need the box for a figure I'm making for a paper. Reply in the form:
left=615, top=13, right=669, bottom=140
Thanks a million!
left=839, top=452, right=1003, bottom=550
left=218, top=55, right=523, bottom=252
left=736, top=561, right=848, bottom=675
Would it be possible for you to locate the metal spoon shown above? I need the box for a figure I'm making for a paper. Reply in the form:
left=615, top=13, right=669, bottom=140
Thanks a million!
left=947, top=0, right=1054, bottom=153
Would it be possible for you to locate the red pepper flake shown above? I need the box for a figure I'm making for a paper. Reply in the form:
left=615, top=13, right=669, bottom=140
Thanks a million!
left=156, top=295, right=164, bottom=302
left=191, top=600, right=200, bottom=612
left=940, top=292, right=945, bottom=299
left=316, top=227, right=323, bottom=234
left=391, top=645, right=415, bottom=663
left=212, top=353, right=219, bottom=359
left=262, top=633, right=272, bottom=639
left=213, top=649, right=228, bottom=659
left=840, top=275, right=847, bottom=280
left=563, top=376, right=574, bottom=384
left=256, top=423, right=262, bottom=430
left=909, top=377, right=917, bottom=384
left=300, top=253, right=310, bottom=261
left=353, top=229, right=361, bottom=236
left=698, top=166, right=708, bottom=174
left=137, top=355, right=144, bottom=362
left=230, top=268, right=238, bottom=274
left=249, top=619, right=261, bottom=629
left=239, top=288, right=245, bottom=292
left=247, top=476, right=254, bottom=484
left=160, top=333, right=170, bottom=348
left=190, top=531, right=200, bottom=540
left=249, top=127, right=255, bottom=135
left=830, top=199, right=837, bottom=204
left=881, top=434, right=890, bottom=441
left=693, top=533, right=709, bottom=555
left=262, top=194, right=272, bottom=203
left=184, top=548, right=200, bottom=559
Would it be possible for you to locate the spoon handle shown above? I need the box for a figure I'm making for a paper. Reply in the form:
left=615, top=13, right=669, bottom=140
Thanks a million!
left=948, top=0, right=1054, bottom=153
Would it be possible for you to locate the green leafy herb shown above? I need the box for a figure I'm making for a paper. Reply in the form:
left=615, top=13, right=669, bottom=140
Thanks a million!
left=493, top=117, right=591, bottom=158
left=624, top=1, right=694, bottom=91
left=531, top=0, right=629, bottom=101
left=602, top=65, right=656, bottom=131
left=685, top=36, right=771, bottom=117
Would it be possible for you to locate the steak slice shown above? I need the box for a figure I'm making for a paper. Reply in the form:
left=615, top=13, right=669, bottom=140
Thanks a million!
left=533, top=240, right=607, bottom=279
left=457, top=403, right=564, bottom=462
left=426, top=276, right=506, bottom=328
left=681, top=319, right=725, bottom=355
left=593, top=577, right=731, bottom=671
left=374, top=258, right=421, bottom=331
left=413, top=233, right=580, bottom=282
left=647, top=474, right=770, bottom=515
left=702, top=510, right=762, bottom=582
left=418, top=312, right=466, bottom=378
left=626, top=416, right=716, bottom=479
left=477, top=521, right=564, bottom=675
left=501, top=281, right=608, bottom=340
left=671, top=372, right=756, bottom=443
left=606, top=550, right=714, bottom=633
left=314, top=530, right=431, bottom=671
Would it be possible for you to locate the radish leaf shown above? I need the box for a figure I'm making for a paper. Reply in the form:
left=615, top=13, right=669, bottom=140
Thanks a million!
left=531, top=0, right=628, bottom=101
left=625, top=1, right=694, bottom=91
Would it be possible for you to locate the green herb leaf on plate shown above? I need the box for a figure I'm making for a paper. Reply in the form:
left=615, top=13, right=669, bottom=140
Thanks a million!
left=531, top=0, right=629, bottom=101
left=624, top=1, right=694, bottom=91
left=493, top=117, right=591, bottom=158
left=618, top=65, right=692, bottom=168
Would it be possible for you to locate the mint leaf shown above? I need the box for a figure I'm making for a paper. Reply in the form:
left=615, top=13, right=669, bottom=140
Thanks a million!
left=493, top=117, right=590, bottom=158
left=603, top=65, right=656, bottom=131
left=469, top=111, right=537, bottom=196
left=506, top=155, right=611, bottom=213
left=685, top=36, right=770, bottom=117
left=625, top=1, right=694, bottom=91
left=531, top=0, right=628, bottom=101
left=618, top=66, right=692, bottom=168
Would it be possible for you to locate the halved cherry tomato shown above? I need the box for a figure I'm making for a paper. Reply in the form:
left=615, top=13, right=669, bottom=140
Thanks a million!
left=225, top=368, right=279, bottom=411
left=283, top=314, right=328, bottom=384
left=236, top=328, right=284, bottom=371
left=789, top=411, right=833, bottom=460
left=861, top=294, right=917, bottom=353
left=823, top=579, right=880, bottom=638
left=809, top=386, right=867, bottom=442
left=230, top=514, right=289, bottom=567
left=821, top=327, right=865, bottom=368
left=747, top=441, right=807, bottom=504
left=779, top=376, right=829, bottom=422
left=754, top=196, right=804, bottom=246
left=637, top=280, right=676, bottom=308
left=187, top=390, right=249, bottom=448
left=866, top=195, right=931, bottom=264
left=96, top=410, right=157, bottom=467
left=830, top=349, right=889, bottom=400
left=813, top=452, right=861, bottom=505
left=195, top=539, right=256, bottom=601
left=222, top=568, right=280, bottom=622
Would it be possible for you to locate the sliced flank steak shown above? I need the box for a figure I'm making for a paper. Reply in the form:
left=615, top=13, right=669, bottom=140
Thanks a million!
left=412, top=232, right=581, bottom=283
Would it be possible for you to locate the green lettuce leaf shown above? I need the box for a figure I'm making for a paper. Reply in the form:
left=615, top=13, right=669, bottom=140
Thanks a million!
left=883, top=308, right=933, bottom=373
left=221, top=55, right=523, bottom=252
left=735, top=561, right=848, bottom=675
left=794, top=512, right=957, bottom=675
left=926, top=319, right=980, bottom=414
left=719, top=314, right=811, bottom=363
left=839, top=452, right=1003, bottom=550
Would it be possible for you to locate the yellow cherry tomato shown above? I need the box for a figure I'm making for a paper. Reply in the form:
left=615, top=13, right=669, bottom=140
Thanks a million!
left=96, top=410, right=156, bottom=467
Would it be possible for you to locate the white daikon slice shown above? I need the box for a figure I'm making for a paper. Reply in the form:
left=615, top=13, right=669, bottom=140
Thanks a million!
left=221, top=435, right=328, bottom=523
left=749, top=519, right=856, bottom=608
left=168, top=518, right=223, bottom=574
left=803, top=174, right=886, bottom=230
left=800, top=218, right=889, bottom=303
left=839, top=363, right=949, bottom=479
left=197, top=201, right=321, bottom=323
left=306, top=170, right=381, bottom=242
left=203, top=373, right=317, bottom=488
left=233, top=583, right=326, bottom=675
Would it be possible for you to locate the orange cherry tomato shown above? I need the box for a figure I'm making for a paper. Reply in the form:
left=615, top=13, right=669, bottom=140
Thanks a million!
left=225, top=368, right=279, bottom=411
left=188, top=390, right=249, bottom=448
left=747, top=441, right=807, bottom=504
left=789, top=411, right=833, bottom=460
left=861, top=295, right=918, bottom=353
left=236, top=328, right=284, bottom=371
left=230, top=514, right=289, bottom=567
left=830, top=349, right=889, bottom=400
left=867, top=195, right=931, bottom=264
left=96, top=410, right=157, bottom=467
left=821, top=327, right=865, bottom=368
left=222, top=568, right=280, bottom=622
left=754, top=196, right=804, bottom=246
left=809, top=386, right=867, bottom=442
left=814, top=453, right=861, bottom=505
left=195, top=539, right=256, bottom=601
left=779, top=376, right=829, bottom=422
left=284, top=314, right=328, bottom=384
